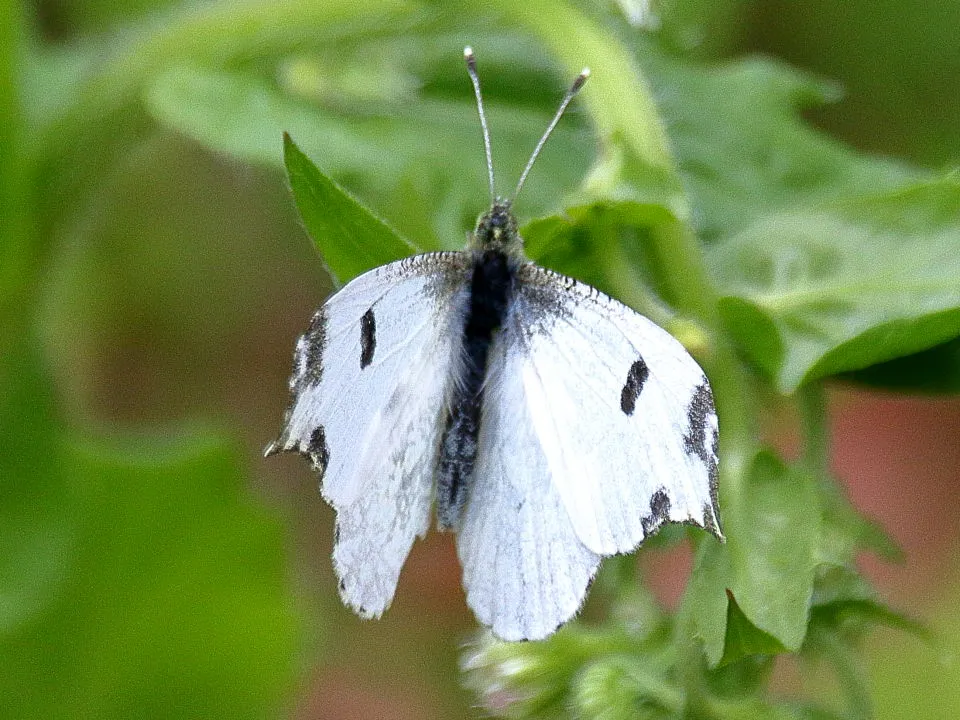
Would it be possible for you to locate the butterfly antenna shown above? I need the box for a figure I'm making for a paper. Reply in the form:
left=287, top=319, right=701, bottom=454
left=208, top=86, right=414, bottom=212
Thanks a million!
left=514, top=67, right=590, bottom=201
left=464, top=47, right=496, bottom=202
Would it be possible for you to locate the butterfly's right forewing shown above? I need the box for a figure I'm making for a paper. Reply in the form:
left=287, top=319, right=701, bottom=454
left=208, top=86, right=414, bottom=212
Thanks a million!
left=270, top=252, right=472, bottom=618
left=506, top=265, right=722, bottom=557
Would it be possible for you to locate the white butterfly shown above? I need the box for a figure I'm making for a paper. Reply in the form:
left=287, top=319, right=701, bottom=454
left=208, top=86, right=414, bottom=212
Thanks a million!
left=267, top=47, right=722, bottom=641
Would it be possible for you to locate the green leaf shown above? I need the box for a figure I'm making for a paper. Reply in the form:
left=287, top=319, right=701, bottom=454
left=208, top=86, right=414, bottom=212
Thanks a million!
left=683, top=451, right=820, bottom=665
left=816, top=481, right=903, bottom=568
left=0, top=431, right=301, bottom=719
left=572, top=658, right=681, bottom=720
left=641, top=46, right=919, bottom=243
left=726, top=451, right=820, bottom=652
left=145, top=64, right=593, bottom=249
left=522, top=201, right=682, bottom=325
left=845, top=335, right=960, bottom=393
left=711, top=178, right=960, bottom=392
left=706, top=652, right=776, bottom=699
left=284, top=133, right=417, bottom=284
left=682, top=537, right=732, bottom=666
left=721, top=593, right=788, bottom=665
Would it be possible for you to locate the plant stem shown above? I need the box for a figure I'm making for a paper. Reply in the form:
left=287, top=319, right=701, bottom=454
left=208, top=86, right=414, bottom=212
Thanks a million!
left=798, top=382, right=830, bottom=477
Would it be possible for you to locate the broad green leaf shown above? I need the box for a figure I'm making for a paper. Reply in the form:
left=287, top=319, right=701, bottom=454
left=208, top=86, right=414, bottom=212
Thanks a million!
left=711, top=178, right=960, bottom=392
left=845, top=335, right=960, bottom=393
left=145, top=64, right=592, bottom=248
left=284, top=133, right=416, bottom=284
left=727, top=451, right=820, bottom=652
left=0, top=431, right=301, bottom=719
left=640, top=45, right=919, bottom=243
left=682, top=537, right=731, bottom=666
left=522, top=201, right=681, bottom=325
left=684, top=451, right=820, bottom=665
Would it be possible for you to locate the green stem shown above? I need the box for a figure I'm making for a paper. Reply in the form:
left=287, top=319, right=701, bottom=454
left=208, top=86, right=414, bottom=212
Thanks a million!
left=488, top=0, right=675, bottom=173
left=798, top=382, right=830, bottom=477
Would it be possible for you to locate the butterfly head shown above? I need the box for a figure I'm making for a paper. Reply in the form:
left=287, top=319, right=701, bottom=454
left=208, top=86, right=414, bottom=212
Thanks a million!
left=470, top=198, right=522, bottom=255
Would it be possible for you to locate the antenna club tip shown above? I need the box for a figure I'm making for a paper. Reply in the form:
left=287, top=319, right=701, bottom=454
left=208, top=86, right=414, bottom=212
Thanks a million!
left=464, top=46, right=475, bottom=62
left=571, top=68, right=590, bottom=93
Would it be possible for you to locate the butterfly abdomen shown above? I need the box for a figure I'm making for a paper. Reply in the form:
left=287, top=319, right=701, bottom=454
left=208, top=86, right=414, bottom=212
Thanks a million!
left=436, top=248, right=516, bottom=529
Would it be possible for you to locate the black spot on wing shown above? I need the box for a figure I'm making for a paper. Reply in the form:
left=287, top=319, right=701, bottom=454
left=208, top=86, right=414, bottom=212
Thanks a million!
left=641, top=488, right=671, bottom=535
left=683, top=382, right=716, bottom=465
left=620, top=357, right=649, bottom=416
left=683, top=382, right=722, bottom=536
left=307, top=425, right=330, bottom=473
left=360, top=308, right=376, bottom=369
left=302, top=307, right=328, bottom=388
left=265, top=306, right=328, bottom=459
left=701, top=501, right=722, bottom=537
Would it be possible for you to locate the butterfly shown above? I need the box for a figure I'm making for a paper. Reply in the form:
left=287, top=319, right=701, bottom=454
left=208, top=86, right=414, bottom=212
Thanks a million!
left=266, top=47, right=722, bottom=641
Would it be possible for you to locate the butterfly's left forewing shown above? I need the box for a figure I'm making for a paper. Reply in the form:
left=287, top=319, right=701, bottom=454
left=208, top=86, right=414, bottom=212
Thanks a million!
left=270, top=252, right=472, bottom=618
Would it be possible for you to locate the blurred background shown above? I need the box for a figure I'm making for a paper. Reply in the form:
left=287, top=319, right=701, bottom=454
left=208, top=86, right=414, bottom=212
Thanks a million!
left=3, top=0, right=959, bottom=717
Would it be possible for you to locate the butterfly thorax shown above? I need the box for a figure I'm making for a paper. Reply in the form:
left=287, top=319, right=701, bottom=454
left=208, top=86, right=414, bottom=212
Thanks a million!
left=469, top=199, right=524, bottom=257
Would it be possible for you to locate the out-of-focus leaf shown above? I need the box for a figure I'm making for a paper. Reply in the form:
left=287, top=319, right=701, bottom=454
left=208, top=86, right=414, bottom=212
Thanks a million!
left=869, top=573, right=960, bottom=720
left=816, top=482, right=903, bottom=567
left=0, top=431, right=301, bottom=719
left=721, top=593, right=788, bottom=665
left=802, top=622, right=873, bottom=720
left=845, top=336, right=960, bottom=394
left=684, top=450, right=820, bottom=665
left=572, top=658, right=681, bottom=720
left=726, top=451, right=820, bottom=652
left=641, top=46, right=919, bottom=243
left=0, top=338, right=71, bottom=635
left=711, top=178, right=960, bottom=392
left=144, top=65, right=592, bottom=248
left=284, top=134, right=416, bottom=284
left=706, top=652, right=776, bottom=699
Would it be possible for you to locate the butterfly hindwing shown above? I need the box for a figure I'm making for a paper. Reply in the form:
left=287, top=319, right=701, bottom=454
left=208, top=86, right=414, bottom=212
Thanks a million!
left=270, top=252, right=472, bottom=618
left=457, top=330, right=602, bottom=641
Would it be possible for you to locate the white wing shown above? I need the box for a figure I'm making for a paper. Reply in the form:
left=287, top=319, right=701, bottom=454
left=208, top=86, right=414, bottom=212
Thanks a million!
left=268, top=252, right=471, bottom=618
left=458, top=263, right=720, bottom=640
left=457, top=334, right=602, bottom=641
left=510, top=264, right=721, bottom=556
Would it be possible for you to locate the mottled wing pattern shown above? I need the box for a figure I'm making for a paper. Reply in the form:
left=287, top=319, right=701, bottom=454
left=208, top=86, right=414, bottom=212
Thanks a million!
left=268, top=252, right=471, bottom=618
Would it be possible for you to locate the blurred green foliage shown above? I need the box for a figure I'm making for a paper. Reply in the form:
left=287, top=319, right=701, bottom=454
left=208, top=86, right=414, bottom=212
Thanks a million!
left=2, top=0, right=959, bottom=717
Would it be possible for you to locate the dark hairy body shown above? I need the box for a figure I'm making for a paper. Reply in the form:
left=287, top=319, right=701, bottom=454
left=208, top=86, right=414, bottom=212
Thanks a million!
left=435, top=246, right=515, bottom=529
